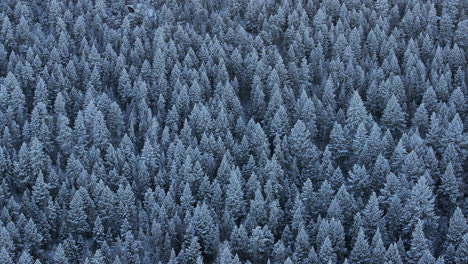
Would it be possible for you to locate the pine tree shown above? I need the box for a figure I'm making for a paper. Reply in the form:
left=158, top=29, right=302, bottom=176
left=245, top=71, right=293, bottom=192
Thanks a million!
left=412, top=103, right=429, bottom=134
left=446, top=207, right=467, bottom=247
left=403, top=176, right=438, bottom=234
left=360, top=123, right=382, bottom=166
left=68, top=190, right=88, bottom=235
left=53, top=243, right=69, bottom=264
left=319, top=237, right=337, bottom=264
left=269, top=105, right=289, bottom=138
left=328, top=218, right=346, bottom=257
left=92, top=111, right=110, bottom=150
left=402, top=151, right=427, bottom=183
left=442, top=113, right=466, bottom=156
left=121, top=231, right=141, bottom=263
left=250, top=76, right=266, bottom=120
left=352, top=122, right=368, bottom=163
left=455, top=234, right=468, bottom=264
left=56, top=114, right=73, bottom=155
left=439, top=163, right=461, bottom=210
left=293, top=226, right=311, bottom=264
left=73, top=111, right=88, bottom=154
left=288, top=120, right=318, bottom=182
left=186, top=203, right=219, bottom=259
left=349, top=164, right=370, bottom=198
left=14, top=142, right=31, bottom=191
left=349, top=228, right=371, bottom=264
left=329, top=122, right=348, bottom=160
left=91, top=249, right=105, bottom=264
left=248, top=188, right=267, bottom=226
left=371, top=229, right=386, bottom=264
left=407, top=221, right=430, bottom=264
left=371, top=154, right=391, bottom=191
left=112, top=255, right=122, bottom=264
left=444, top=243, right=456, bottom=264
left=218, top=244, right=237, bottom=264
left=362, top=193, right=385, bottom=238
left=225, top=169, right=245, bottom=223
left=181, top=236, right=201, bottom=264
left=0, top=248, right=13, bottom=264
left=390, top=140, right=407, bottom=173
left=10, top=76, right=26, bottom=124
left=32, top=171, right=49, bottom=208
left=230, top=224, right=248, bottom=259
left=17, top=250, right=33, bottom=264
left=107, top=102, right=124, bottom=141
left=29, top=137, right=47, bottom=179
left=93, top=216, right=105, bottom=247
left=417, top=250, right=436, bottom=264
left=327, top=198, right=344, bottom=222
left=385, top=243, right=403, bottom=264
left=271, top=240, right=287, bottom=264
left=23, top=218, right=43, bottom=253
left=346, top=91, right=371, bottom=133
left=249, top=226, right=274, bottom=263
left=134, top=161, right=150, bottom=196
left=381, top=95, right=406, bottom=135
left=316, top=181, right=335, bottom=217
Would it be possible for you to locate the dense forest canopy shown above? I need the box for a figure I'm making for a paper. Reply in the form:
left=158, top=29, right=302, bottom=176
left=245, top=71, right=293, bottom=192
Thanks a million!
left=0, top=0, right=466, bottom=263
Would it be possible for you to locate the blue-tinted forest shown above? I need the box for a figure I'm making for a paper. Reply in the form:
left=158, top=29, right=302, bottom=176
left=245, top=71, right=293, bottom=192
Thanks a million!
left=0, top=0, right=466, bottom=263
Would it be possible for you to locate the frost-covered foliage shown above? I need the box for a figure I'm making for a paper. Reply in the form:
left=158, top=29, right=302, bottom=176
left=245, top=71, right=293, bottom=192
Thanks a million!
left=0, top=0, right=466, bottom=263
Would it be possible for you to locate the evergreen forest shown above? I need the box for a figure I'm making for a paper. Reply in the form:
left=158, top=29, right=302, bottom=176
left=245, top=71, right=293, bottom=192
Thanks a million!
left=0, top=0, right=467, bottom=263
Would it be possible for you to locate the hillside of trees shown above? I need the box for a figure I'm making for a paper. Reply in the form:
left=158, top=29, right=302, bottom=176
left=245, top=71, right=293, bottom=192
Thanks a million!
left=0, top=0, right=467, bottom=263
